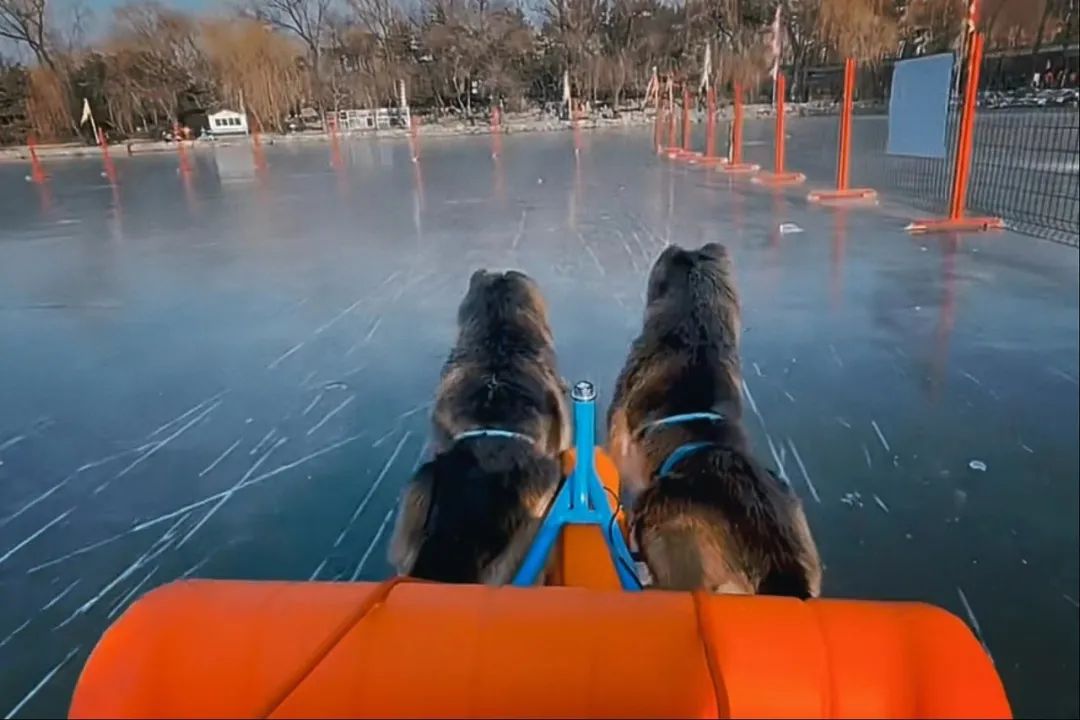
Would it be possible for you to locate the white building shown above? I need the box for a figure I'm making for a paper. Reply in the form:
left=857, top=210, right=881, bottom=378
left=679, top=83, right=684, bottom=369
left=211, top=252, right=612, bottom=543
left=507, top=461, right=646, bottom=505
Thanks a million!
left=207, top=110, right=249, bottom=136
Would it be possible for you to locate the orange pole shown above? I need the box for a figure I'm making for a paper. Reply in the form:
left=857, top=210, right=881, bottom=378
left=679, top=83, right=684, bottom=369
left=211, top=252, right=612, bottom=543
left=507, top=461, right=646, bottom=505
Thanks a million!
left=28, top=135, right=47, bottom=183
left=948, top=32, right=985, bottom=220
left=681, top=85, right=691, bottom=151
left=836, top=58, right=855, bottom=190
left=654, top=77, right=663, bottom=151
left=732, top=83, right=744, bottom=164
left=174, top=122, right=191, bottom=176
left=667, top=85, right=677, bottom=149
left=491, top=105, right=502, bottom=158
left=774, top=74, right=787, bottom=174
left=249, top=117, right=267, bottom=174
left=409, top=114, right=421, bottom=161
left=97, top=128, right=117, bottom=182
left=705, top=84, right=716, bottom=159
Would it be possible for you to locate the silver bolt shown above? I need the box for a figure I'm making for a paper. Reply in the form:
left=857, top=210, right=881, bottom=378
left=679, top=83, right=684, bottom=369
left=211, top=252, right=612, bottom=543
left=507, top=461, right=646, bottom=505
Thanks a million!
left=571, top=380, right=596, bottom=402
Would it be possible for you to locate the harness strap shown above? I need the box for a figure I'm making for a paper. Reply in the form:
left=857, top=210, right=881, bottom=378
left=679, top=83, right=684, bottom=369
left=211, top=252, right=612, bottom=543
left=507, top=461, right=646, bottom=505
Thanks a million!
left=657, top=441, right=717, bottom=477
left=453, top=428, right=535, bottom=445
left=634, top=411, right=726, bottom=438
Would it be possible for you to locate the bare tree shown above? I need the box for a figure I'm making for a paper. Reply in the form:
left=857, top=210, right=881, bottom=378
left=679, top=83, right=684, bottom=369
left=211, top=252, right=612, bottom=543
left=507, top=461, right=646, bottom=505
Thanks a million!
left=0, top=0, right=55, bottom=69
left=252, top=0, right=331, bottom=99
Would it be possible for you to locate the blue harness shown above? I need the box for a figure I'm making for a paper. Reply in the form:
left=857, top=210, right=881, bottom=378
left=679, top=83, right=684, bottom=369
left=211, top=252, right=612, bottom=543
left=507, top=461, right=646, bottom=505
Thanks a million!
left=637, top=411, right=726, bottom=477
left=454, top=428, right=535, bottom=445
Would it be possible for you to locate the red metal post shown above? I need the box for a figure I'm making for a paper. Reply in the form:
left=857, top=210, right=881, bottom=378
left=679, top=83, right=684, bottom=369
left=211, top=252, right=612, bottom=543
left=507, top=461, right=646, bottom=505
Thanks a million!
left=774, top=74, right=786, bottom=174
left=837, top=58, right=853, bottom=190
left=681, top=85, right=691, bottom=151
left=705, top=84, right=716, bottom=159
left=719, top=83, right=759, bottom=174
left=731, top=83, right=744, bottom=164
left=949, top=32, right=984, bottom=220
left=28, top=135, right=47, bottom=184
left=808, top=58, right=877, bottom=202
left=907, top=0, right=1002, bottom=233
left=752, top=74, right=804, bottom=185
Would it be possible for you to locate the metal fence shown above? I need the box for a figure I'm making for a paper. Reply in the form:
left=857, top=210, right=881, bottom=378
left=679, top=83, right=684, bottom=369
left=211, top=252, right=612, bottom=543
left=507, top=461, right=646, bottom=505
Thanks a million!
left=872, top=52, right=1079, bottom=247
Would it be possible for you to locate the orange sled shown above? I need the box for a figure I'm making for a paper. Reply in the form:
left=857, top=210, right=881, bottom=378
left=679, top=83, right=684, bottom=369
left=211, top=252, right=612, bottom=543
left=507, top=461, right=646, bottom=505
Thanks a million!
left=70, top=382, right=1010, bottom=718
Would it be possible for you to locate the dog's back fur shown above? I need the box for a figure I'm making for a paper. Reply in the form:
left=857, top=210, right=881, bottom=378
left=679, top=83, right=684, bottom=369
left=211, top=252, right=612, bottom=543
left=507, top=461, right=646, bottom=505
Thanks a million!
left=389, top=270, right=569, bottom=584
left=608, top=243, right=822, bottom=597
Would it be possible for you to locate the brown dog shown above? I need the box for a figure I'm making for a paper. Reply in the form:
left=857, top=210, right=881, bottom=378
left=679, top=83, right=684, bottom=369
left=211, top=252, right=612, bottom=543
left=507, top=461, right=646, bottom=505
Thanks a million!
left=608, top=243, right=822, bottom=597
left=389, top=269, right=570, bottom=584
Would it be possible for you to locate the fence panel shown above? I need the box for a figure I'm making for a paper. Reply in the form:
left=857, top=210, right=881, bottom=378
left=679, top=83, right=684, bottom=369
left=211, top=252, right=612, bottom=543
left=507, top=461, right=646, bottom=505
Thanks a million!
left=848, top=53, right=1077, bottom=246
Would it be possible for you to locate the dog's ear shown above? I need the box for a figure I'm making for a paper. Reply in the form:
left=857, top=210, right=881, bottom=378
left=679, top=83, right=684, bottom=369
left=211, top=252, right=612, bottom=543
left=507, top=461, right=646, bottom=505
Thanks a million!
left=698, top=243, right=729, bottom=261
left=647, top=245, right=686, bottom=303
left=469, top=269, right=490, bottom=290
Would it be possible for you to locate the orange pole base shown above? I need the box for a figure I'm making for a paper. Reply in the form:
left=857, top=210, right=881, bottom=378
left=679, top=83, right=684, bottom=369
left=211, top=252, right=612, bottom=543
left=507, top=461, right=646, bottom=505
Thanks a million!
left=689, top=155, right=726, bottom=167
left=906, top=216, right=1005, bottom=234
left=718, top=162, right=760, bottom=175
left=753, top=171, right=806, bottom=186
left=808, top=188, right=878, bottom=203
left=664, top=146, right=693, bottom=159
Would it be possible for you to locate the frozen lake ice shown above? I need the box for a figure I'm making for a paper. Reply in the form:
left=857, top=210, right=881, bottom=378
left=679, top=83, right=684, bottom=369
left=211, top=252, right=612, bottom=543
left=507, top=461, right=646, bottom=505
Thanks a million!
left=1, top=123, right=1078, bottom=717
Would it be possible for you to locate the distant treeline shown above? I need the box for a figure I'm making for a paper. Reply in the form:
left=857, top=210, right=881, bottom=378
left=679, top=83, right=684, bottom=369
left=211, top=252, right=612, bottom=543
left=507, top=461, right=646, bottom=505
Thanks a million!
left=1, top=0, right=1077, bottom=144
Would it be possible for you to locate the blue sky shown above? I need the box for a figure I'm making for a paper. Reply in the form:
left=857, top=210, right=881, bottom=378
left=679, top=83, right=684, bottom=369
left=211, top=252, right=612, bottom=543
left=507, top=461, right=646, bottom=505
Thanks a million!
left=1, top=0, right=217, bottom=58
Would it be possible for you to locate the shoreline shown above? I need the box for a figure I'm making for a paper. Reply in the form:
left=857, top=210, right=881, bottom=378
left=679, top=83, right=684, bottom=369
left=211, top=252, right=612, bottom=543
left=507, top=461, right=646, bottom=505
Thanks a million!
left=0, top=102, right=875, bottom=163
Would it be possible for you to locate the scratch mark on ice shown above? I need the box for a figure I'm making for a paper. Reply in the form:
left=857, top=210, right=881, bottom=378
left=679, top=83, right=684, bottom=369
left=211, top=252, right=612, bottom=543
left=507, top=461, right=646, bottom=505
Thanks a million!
left=0, top=478, right=69, bottom=530
left=0, top=509, right=74, bottom=568
left=828, top=344, right=844, bottom=368
left=956, top=587, right=993, bottom=662
left=146, top=392, right=224, bottom=440
left=177, top=439, right=287, bottom=548
left=302, top=390, right=325, bottom=416
left=107, top=565, right=158, bottom=619
left=180, top=553, right=215, bottom=579
left=314, top=296, right=366, bottom=335
left=113, top=401, right=221, bottom=483
left=309, top=557, right=329, bottom=581
left=27, top=529, right=131, bottom=574
left=250, top=428, right=277, bottom=456
left=0, top=617, right=31, bottom=650
left=511, top=209, right=527, bottom=250
left=129, top=432, right=369, bottom=534
left=741, top=379, right=764, bottom=429
left=0, top=434, right=25, bottom=453
left=862, top=444, right=873, bottom=469
left=349, top=507, right=396, bottom=581
left=870, top=420, right=891, bottom=453
left=872, top=494, right=890, bottom=513
left=752, top=362, right=763, bottom=377
left=785, top=438, right=820, bottom=503
left=55, top=513, right=190, bottom=629
left=267, top=341, right=305, bottom=369
left=306, top=395, right=355, bottom=436
left=199, top=439, right=242, bottom=477
left=4, top=646, right=82, bottom=718
left=765, top=435, right=789, bottom=486
left=583, top=243, right=606, bottom=277
left=333, top=433, right=411, bottom=549
left=41, top=579, right=80, bottom=612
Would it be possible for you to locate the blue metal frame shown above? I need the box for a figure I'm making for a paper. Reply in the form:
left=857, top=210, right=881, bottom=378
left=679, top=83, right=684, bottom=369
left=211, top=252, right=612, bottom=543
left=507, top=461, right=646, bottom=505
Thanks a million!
left=512, top=381, right=640, bottom=590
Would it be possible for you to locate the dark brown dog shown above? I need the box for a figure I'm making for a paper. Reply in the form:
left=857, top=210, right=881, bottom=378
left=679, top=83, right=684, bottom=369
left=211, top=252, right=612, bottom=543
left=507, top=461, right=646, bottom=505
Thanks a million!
left=389, top=269, right=570, bottom=584
left=608, top=243, right=822, bottom=597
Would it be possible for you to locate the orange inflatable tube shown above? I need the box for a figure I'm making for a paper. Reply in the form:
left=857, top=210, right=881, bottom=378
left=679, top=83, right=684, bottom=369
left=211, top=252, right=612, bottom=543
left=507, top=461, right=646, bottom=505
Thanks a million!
left=70, top=578, right=1009, bottom=719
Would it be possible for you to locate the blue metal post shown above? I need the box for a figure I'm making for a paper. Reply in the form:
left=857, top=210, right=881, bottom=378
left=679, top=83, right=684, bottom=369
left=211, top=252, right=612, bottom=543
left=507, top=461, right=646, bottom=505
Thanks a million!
left=570, top=381, right=596, bottom=510
left=512, top=380, right=640, bottom=590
